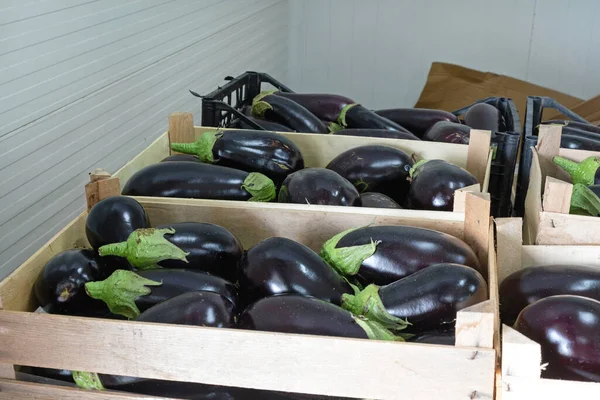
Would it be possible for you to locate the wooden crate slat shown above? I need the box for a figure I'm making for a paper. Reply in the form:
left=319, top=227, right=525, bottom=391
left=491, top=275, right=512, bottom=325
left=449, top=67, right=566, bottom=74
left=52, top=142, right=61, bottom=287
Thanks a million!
left=502, top=375, right=600, bottom=400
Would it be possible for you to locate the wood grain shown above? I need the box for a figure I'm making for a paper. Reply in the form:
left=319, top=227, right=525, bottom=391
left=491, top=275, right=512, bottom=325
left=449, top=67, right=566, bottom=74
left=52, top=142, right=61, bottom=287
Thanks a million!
left=535, top=124, right=562, bottom=184
left=501, top=325, right=541, bottom=380
left=502, top=375, right=600, bottom=400
left=453, top=183, right=481, bottom=213
left=542, top=177, right=572, bottom=214
left=85, top=169, right=121, bottom=212
left=455, top=299, right=494, bottom=349
left=466, top=129, right=492, bottom=185
left=463, top=192, right=491, bottom=272
left=168, top=113, right=194, bottom=152
left=523, top=148, right=543, bottom=245
left=0, top=311, right=496, bottom=400
left=495, top=218, right=523, bottom=283
left=522, top=245, right=600, bottom=268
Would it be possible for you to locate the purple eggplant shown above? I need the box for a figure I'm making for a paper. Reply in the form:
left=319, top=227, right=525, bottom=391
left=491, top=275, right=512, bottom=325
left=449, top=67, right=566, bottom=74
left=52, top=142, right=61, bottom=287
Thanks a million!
left=170, top=129, right=304, bottom=184
left=121, top=162, right=276, bottom=202
left=273, top=91, right=355, bottom=122
left=342, top=263, right=487, bottom=331
left=236, top=115, right=293, bottom=132
left=278, top=168, right=361, bottom=206
left=407, top=160, right=478, bottom=211
left=360, top=192, right=401, bottom=209
left=161, top=154, right=201, bottom=162
left=560, top=133, right=600, bottom=151
left=332, top=128, right=419, bottom=140
left=545, top=119, right=600, bottom=135
left=338, top=104, right=409, bottom=132
left=514, top=295, right=600, bottom=382
left=321, top=226, right=481, bottom=286
left=326, top=145, right=413, bottom=205
left=252, top=93, right=328, bottom=134
left=464, top=103, right=506, bottom=132
left=85, top=269, right=239, bottom=319
left=500, top=264, right=600, bottom=325
left=553, top=156, right=600, bottom=186
left=239, top=237, right=355, bottom=306
left=423, top=121, right=471, bottom=144
left=375, top=108, right=460, bottom=138
left=34, top=249, right=113, bottom=316
left=85, top=196, right=150, bottom=250
left=408, top=330, right=455, bottom=345
left=98, top=223, right=243, bottom=282
left=238, top=294, right=398, bottom=341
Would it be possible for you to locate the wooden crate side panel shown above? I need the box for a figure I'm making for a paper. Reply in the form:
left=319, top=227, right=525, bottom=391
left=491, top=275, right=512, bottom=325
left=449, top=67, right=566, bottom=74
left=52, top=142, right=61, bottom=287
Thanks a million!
left=0, top=311, right=495, bottom=400
left=536, top=211, right=600, bottom=245
left=495, top=218, right=523, bottom=284
left=503, top=376, right=600, bottom=400
left=113, top=133, right=170, bottom=184
left=522, top=245, right=600, bottom=267
left=523, top=149, right=543, bottom=245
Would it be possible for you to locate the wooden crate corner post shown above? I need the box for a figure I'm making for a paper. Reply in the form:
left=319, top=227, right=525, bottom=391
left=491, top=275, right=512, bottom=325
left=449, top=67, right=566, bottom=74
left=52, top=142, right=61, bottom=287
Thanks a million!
left=536, top=124, right=563, bottom=185
left=0, top=297, right=16, bottom=380
left=466, top=129, right=492, bottom=185
left=501, top=325, right=542, bottom=380
left=464, top=191, right=491, bottom=270
left=84, top=169, right=121, bottom=212
left=495, top=218, right=523, bottom=283
left=168, top=112, right=195, bottom=153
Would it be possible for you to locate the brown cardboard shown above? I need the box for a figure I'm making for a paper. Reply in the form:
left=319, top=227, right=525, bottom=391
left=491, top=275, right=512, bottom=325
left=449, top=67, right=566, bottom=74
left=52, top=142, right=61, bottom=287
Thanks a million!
left=415, top=62, right=583, bottom=122
left=547, top=94, right=600, bottom=124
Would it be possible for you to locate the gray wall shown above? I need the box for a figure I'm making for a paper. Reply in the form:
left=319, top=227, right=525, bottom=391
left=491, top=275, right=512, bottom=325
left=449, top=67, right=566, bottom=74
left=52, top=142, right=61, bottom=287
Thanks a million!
left=0, top=0, right=289, bottom=278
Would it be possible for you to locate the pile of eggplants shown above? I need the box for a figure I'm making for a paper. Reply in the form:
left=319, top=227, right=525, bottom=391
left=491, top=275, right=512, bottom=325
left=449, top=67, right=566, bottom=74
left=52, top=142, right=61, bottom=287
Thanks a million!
left=31, top=195, right=488, bottom=398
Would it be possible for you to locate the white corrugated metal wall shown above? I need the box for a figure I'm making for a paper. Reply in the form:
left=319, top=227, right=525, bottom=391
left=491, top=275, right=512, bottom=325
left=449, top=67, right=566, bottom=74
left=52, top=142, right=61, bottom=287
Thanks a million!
left=0, top=0, right=289, bottom=279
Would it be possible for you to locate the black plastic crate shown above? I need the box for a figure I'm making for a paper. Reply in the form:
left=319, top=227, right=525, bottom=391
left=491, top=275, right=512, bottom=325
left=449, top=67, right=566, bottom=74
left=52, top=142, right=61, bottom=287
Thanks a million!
left=513, top=96, right=589, bottom=217
left=452, top=97, right=521, bottom=218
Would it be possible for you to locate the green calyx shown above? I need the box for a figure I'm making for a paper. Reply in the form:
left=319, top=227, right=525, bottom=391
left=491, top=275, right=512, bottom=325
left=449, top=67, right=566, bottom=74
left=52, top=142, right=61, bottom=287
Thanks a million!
left=85, top=270, right=162, bottom=319
left=570, top=184, right=600, bottom=216
left=170, top=130, right=222, bottom=163
left=242, top=172, right=276, bottom=202
left=98, top=228, right=190, bottom=270
left=352, top=314, right=404, bottom=341
left=251, top=101, right=273, bottom=118
left=342, top=284, right=410, bottom=331
left=73, top=371, right=104, bottom=390
left=553, top=156, right=600, bottom=186
left=337, top=103, right=359, bottom=128
left=320, top=227, right=379, bottom=277
left=252, top=90, right=278, bottom=106
left=328, top=121, right=344, bottom=133
left=409, top=159, right=428, bottom=180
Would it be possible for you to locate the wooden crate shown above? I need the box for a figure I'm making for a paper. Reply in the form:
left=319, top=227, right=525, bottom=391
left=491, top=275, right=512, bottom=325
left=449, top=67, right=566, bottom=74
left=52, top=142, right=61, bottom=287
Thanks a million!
left=112, top=112, right=492, bottom=215
left=523, top=125, right=600, bottom=245
left=0, top=191, right=498, bottom=400
left=496, top=218, right=600, bottom=399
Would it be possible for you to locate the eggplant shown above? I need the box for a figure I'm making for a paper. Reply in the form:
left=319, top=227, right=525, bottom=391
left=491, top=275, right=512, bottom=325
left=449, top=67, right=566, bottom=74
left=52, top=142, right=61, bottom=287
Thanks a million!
left=545, top=119, right=600, bottom=135
left=239, top=237, right=355, bottom=306
left=360, top=192, right=401, bottom=209
left=407, top=160, right=478, bottom=211
left=342, top=263, right=487, bottom=331
left=252, top=93, right=328, bottom=134
left=499, top=264, right=600, bottom=325
left=408, top=330, right=455, bottom=345
left=161, top=154, right=201, bottom=162
left=236, top=116, right=293, bottom=132
left=99, top=223, right=243, bottom=282
left=85, top=269, right=239, bottom=318
left=331, top=128, right=419, bottom=140
left=338, top=104, right=410, bottom=132
left=514, top=295, right=600, bottom=382
left=559, top=133, right=600, bottom=151
left=375, top=108, right=460, bottom=138
left=21, top=366, right=75, bottom=384
left=321, top=226, right=481, bottom=286
left=423, top=121, right=471, bottom=144
left=34, top=249, right=113, bottom=316
left=553, top=155, right=600, bottom=185
left=278, top=168, right=361, bottom=206
left=121, top=161, right=276, bottom=202
left=237, top=294, right=398, bottom=341
left=85, top=196, right=150, bottom=250
left=273, top=91, right=355, bottom=122
left=326, top=145, right=413, bottom=204
left=170, top=129, right=304, bottom=184
left=463, top=103, right=506, bottom=132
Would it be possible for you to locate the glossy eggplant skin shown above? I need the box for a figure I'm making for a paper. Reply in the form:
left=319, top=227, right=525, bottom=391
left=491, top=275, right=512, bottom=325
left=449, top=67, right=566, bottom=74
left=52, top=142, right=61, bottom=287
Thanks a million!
left=589, top=184, right=600, bottom=197
left=464, top=103, right=506, bottom=132
left=333, top=226, right=480, bottom=285
left=253, top=94, right=328, bottom=134
left=122, top=162, right=258, bottom=201
left=135, top=269, right=238, bottom=313
left=332, top=128, right=419, bottom=140
left=274, top=92, right=354, bottom=122
left=408, top=160, right=478, bottom=211
left=22, top=366, right=75, bottom=384
left=210, top=130, right=304, bottom=184
left=155, top=222, right=243, bottom=282
left=423, top=121, right=471, bottom=144
left=560, top=133, right=600, bottom=151
left=85, top=196, right=150, bottom=250
left=342, top=105, right=409, bottom=132
left=408, top=330, right=455, bottom=345
left=161, top=154, right=201, bottom=162
left=236, top=115, right=293, bottom=132
left=379, top=263, right=487, bottom=332
left=360, top=192, right=401, bottom=209
left=34, top=249, right=112, bottom=316
left=238, top=295, right=368, bottom=339
left=375, top=108, right=460, bottom=138
left=240, top=237, right=353, bottom=306
left=499, top=264, right=600, bottom=325
left=326, top=145, right=413, bottom=204
left=514, top=295, right=600, bottom=382
left=545, top=119, right=600, bottom=135
left=278, top=168, right=361, bottom=206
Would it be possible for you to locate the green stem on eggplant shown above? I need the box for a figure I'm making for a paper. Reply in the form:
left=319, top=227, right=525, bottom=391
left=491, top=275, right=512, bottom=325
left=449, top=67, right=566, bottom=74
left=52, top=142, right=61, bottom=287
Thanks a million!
left=337, top=103, right=359, bottom=128
left=170, top=131, right=223, bottom=163
left=342, top=284, right=410, bottom=331
left=553, top=156, right=600, bottom=185
left=408, top=159, right=428, bottom=180
left=352, top=315, right=405, bottom=341
left=98, top=228, right=190, bottom=270
left=242, top=172, right=276, bottom=202
left=251, top=100, right=273, bottom=118
left=85, top=270, right=162, bottom=319
left=252, top=90, right=278, bottom=106
left=328, top=121, right=344, bottom=133
left=320, top=227, right=380, bottom=277
left=570, top=184, right=600, bottom=216
left=73, top=371, right=104, bottom=390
